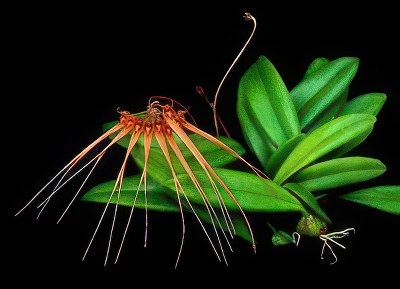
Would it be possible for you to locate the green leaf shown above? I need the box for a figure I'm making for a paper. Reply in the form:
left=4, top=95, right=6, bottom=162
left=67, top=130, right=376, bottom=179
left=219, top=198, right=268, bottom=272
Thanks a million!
left=290, top=57, right=359, bottom=130
left=305, top=87, right=349, bottom=133
left=264, top=134, right=306, bottom=178
left=82, top=174, right=255, bottom=243
left=237, top=89, right=276, bottom=168
left=165, top=168, right=305, bottom=213
left=103, top=120, right=118, bottom=131
left=271, top=230, right=294, bottom=246
left=129, top=139, right=174, bottom=184
left=267, top=222, right=294, bottom=246
left=190, top=135, right=247, bottom=168
left=296, top=56, right=353, bottom=133
left=169, top=134, right=246, bottom=168
left=303, top=57, right=330, bottom=79
left=340, top=186, right=400, bottom=215
left=229, top=214, right=253, bottom=244
left=195, top=207, right=253, bottom=244
left=292, top=157, right=386, bottom=191
left=284, top=183, right=331, bottom=223
left=300, top=58, right=350, bottom=132
left=340, top=92, right=387, bottom=116
left=273, top=114, right=376, bottom=185
left=81, top=175, right=180, bottom=212
left=320, top=124, right=374, bottom=160
left=237, top=55, right=301, bottom=152
left=135, top=136, right=247, bottom=184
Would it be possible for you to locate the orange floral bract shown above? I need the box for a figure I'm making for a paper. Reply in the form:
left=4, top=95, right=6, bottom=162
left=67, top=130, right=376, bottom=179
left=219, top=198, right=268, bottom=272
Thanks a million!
left=16, top=96, right=267, bottom=267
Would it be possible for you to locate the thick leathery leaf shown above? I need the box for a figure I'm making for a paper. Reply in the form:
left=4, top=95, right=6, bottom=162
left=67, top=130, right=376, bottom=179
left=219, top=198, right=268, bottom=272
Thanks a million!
left=237, top=55, right=300, bottom=151
left=340, top=92, right=387, bottom=116
left=130, top=134, right=249, bottom=185
left=284, top=183, right=331, bottom=223
left=81, top=175, right=180, bottom=212
left=271, top=230, right=294, bottom=246
left=306, top=87, right=348, bottom=133
left=292, top=157, right=386, bottom=191
left=273, top=114, right=376, bottom=185
left=82, top=176, right=253, bottom=243
left=299, top=57, right=348, bottom=132
left=264, top=134, right=306, bottom=178
left=340, top=186, right=400, bottom=215
left=170, top=134, right=246, bottom=168
left=303, top=57, right=330, bottom=79
left=195, top=207, right=253, bottom=244
left=291, top=57, right=359, bottom=130
left=165, top=168, right=305, bottom=213
left=237, top=88, right=276, bottom=168
left=291, top=57, right=358, bottom=110
left=130, top=142, right=175, bottom=184
left=320, top=124, right=374, bottom=160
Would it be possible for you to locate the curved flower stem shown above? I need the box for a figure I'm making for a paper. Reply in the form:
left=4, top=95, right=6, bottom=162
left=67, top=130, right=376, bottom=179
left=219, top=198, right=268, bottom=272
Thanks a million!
left=213, top=12, right=257, bottom=137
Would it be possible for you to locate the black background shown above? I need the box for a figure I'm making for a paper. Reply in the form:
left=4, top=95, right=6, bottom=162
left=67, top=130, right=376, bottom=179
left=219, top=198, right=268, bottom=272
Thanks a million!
left=5, top=1, right=399, bottom=287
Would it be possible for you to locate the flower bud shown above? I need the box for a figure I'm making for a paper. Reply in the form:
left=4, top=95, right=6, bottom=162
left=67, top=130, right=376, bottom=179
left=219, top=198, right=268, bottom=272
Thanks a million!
left=296, top=215, right=327, bottom=237
left=271, top=230, right=294, bottom=246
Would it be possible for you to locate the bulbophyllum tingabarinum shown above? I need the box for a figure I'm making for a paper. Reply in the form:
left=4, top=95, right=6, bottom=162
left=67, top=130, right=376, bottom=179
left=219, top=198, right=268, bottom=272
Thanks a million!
left=16, top=11, right=400, bottom=268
